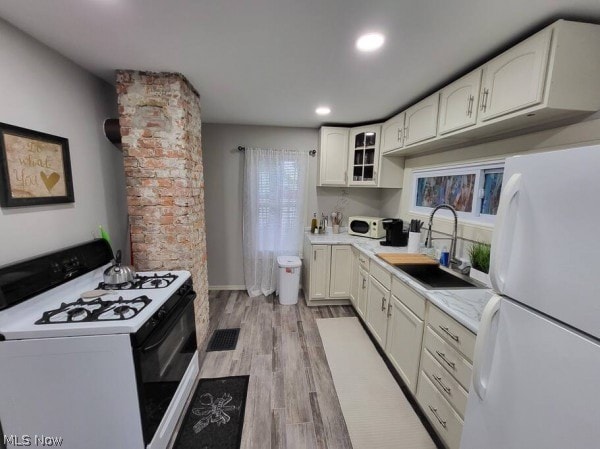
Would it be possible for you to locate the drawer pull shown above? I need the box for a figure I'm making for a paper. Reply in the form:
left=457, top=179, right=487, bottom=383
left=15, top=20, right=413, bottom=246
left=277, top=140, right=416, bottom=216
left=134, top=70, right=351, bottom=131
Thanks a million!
left=435, top=350, right=456, bottom=369
left=439, top=325, right=460, bottom=342
left=381, top=297, right=387, bottom=311
left=432, top=374, right=452, bottom=394
left=428, top=405, right=447, bottom=429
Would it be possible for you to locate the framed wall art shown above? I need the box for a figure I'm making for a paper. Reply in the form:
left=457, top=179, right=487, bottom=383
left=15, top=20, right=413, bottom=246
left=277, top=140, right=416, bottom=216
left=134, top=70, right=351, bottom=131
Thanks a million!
left=0, top=123, right=74, bottom=207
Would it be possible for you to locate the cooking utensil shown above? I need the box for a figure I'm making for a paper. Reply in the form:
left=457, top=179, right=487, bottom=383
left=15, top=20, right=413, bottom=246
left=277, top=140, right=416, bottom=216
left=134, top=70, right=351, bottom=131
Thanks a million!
left=103, top=250, right=136, bottom=285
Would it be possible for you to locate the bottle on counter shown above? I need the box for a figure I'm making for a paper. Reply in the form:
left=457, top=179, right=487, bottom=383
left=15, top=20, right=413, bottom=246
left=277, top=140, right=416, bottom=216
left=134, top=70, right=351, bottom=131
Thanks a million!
left=440, top=246, right=450, bottom=267
left=311, top=213, right=318, bottom=234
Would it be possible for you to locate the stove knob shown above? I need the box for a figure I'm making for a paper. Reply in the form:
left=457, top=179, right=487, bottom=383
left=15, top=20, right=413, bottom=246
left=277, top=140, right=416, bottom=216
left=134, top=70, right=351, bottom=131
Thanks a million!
left=150, top=318, right=159, bottom=326
left=157, top=309, right=167, bottom=320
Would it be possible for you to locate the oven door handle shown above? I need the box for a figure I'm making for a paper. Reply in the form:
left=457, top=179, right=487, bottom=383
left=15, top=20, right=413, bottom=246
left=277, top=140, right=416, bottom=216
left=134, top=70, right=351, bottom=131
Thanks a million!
left=139, top=291, right=196, bottom=353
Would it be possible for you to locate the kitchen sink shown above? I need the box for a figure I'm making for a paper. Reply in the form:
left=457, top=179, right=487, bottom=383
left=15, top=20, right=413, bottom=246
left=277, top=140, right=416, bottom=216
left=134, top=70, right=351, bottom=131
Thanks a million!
left=393, top=263, right=485, bottom=290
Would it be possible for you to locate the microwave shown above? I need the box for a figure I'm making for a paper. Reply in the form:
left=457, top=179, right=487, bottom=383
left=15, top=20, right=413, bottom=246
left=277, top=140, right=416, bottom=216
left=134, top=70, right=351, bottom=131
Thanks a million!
left=348, top=216, right=386, bottom=239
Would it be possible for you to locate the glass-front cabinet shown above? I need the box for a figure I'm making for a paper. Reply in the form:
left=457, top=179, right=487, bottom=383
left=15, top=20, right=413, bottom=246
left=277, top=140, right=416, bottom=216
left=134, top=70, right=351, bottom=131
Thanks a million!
left=348, top=125, right=381, bottom=186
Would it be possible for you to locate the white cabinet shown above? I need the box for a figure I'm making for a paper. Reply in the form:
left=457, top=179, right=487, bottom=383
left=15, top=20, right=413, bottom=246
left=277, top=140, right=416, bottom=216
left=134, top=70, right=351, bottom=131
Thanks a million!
left=381, top=112, right=405, bottom=153
left=357, top=267, right=369, bottom=318
left=348, top=125, right=381, bottom=186
left=366, top=276, right=390, bottom=347
left=350, top=247, right=359, bottom=306
left=329, top=245, right=352, bottom=298
left=403, top=93, right=440, bottom=146
left=318, top=127, right=349, bottom=186
left=479, top=28, right=552, bottom=122
left=309, top=245, right=330, bottom=300
left=303, top=243, right=354, bottom=305
left=385, top=295, right=424, bottom=394
left=438, top=69, right=482, bottom=135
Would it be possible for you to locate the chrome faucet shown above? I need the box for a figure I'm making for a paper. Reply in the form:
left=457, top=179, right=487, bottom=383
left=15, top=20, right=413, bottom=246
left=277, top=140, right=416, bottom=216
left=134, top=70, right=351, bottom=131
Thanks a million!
left=425, top=204, right=460, bottom=268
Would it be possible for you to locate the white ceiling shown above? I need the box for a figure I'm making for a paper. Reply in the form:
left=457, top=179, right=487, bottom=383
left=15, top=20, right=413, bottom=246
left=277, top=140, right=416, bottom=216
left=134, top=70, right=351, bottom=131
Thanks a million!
left=1, top=0, right=600, bottom=127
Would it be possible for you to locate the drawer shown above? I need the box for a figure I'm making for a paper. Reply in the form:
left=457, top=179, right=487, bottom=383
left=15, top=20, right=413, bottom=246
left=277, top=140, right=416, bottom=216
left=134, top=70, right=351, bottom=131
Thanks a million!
left=391, top=277, right=426, bottom=319
left=417, top=371, right=464, bottom=449
left=357, top=251, right=370, bottom=271
left=370, top=261, right=391, bottom=290
left=428, top=305, right=476, bottom=362
left=420, top=348, right=469, bottom=418
left=424, top=326, right=472, bottom=391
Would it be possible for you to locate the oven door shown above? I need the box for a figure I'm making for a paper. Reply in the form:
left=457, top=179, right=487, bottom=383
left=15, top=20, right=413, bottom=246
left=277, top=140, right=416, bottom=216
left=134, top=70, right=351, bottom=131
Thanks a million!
left=133, top=290, right=197, bottom=445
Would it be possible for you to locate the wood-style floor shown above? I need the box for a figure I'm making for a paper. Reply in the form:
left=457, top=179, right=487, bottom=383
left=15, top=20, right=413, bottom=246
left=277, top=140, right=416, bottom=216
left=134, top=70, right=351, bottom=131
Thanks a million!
left=198, top=290, right=357, bottom=449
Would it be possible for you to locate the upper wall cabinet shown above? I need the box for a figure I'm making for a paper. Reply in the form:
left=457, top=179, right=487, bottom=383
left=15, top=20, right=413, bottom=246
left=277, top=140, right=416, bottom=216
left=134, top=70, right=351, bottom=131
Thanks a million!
left=318, top=127, right=349, bottom=186
left=404, top=93, right=440, bottom=147
left=382, top=112, right=405, bottom=153
left=438, top=69, right=482, bottom=135
left=317, top=125, right=403, bottom=188
left=348, top=125, right=381, bottom=186
left=478, top=28, right=551, bottom=122
left=385, top=20, right=600, bottom=156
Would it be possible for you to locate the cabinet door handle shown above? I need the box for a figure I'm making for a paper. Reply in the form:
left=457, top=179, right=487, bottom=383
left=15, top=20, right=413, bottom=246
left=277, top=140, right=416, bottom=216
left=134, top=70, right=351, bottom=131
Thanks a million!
left=387, top=302, right=392, bottom=317
left=480, top=88, right=489, bottom=112
left=397, top=127, right=402, bottom=143
left=362, top=278, right=366, bottom=289
left=435, top=350, right=456, bottom=369
left=404, top=126, right=409, bottom=141
left=314, top=250, right=316, bottom=261
left=438, top=325, right=460, bottom=342
left=432, top=374, right=452, bottom=394
left=467, top=94, right=474, bottom=117
left=428, top=405, right=447, bottom=429
left=381, top=297, right=386, bottom=311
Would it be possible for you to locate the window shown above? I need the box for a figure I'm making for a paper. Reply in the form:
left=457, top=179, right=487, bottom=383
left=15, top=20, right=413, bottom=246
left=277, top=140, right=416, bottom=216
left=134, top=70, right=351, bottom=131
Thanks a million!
left=411, top=161, right=504, bottom=224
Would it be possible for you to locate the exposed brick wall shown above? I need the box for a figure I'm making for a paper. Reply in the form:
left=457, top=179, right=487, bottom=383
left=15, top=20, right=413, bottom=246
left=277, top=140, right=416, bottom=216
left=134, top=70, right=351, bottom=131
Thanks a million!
left=116, top=70, right=208, bottom=347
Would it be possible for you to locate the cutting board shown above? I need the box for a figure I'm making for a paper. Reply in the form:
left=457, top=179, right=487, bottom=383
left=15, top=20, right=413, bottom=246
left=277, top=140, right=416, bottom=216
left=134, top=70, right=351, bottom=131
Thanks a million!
left=376, top=253, right=438, bottom=266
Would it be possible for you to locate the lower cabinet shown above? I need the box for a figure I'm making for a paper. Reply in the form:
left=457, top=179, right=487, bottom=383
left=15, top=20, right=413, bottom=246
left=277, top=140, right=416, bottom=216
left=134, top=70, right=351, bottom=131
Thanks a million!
left=356, top=268, right=369, bottom=318
left=366, top=276, right=390, bottom=347
left=303, top=243, right=352, bottom=305
left=384, top=295, right=424, bottom=394
left=350, top=248, right=359, bottom=306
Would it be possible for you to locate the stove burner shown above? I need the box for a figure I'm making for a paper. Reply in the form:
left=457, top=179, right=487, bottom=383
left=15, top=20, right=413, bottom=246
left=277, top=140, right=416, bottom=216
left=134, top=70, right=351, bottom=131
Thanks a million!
left=113, top=305, right=132, bottom=315
left=68, top=307, right=89, bottom=320
left=35, top=295, right=152, bottom=325
left=97, top=273, right=178, bottom=290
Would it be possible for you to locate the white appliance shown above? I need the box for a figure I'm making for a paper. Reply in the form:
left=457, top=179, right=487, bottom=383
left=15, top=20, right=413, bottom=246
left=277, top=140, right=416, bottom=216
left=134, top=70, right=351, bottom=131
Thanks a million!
left=461, top=145, right=600, bottom=449
left=348, top=216, right=386, bottom=238
left=0, top=240, right=199, bottom=449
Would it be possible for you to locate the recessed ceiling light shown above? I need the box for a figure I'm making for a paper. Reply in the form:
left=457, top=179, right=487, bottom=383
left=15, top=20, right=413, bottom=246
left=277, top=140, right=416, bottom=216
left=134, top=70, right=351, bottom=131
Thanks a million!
left=356, top=32, right=385, bottom=52
left=315, top=106, right=331, bottom=116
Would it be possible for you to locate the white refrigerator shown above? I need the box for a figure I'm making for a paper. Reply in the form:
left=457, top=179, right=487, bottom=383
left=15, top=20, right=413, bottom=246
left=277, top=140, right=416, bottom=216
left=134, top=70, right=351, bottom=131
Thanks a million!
left=460, top=145, right=600, bottom=449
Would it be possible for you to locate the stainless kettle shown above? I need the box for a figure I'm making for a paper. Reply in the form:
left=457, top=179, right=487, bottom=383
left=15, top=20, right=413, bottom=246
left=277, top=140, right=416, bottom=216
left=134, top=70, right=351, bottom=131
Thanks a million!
left=103, top=250, right=136, bottom=285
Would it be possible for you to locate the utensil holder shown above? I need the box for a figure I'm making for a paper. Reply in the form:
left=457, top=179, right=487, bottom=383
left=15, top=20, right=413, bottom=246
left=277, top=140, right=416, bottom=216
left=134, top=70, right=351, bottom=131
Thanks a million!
left=407, top=232, right=421, bottom=253
left=332, top=224, right=340, bottom=234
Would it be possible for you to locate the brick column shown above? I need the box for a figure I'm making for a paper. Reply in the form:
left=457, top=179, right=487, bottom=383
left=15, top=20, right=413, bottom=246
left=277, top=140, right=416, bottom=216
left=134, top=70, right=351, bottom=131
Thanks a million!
left=116, top=70, right=208, bottom=347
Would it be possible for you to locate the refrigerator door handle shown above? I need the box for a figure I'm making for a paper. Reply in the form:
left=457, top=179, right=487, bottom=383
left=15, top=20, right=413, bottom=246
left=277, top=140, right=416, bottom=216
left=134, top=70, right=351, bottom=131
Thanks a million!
left=472, top=294, right=502, bottom=400
left=490, top=173, right=522, bottom=292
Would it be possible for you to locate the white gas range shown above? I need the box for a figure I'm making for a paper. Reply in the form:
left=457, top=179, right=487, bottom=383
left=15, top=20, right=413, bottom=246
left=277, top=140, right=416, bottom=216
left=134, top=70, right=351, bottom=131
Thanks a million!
left=0, top=240, right=199, bottom=449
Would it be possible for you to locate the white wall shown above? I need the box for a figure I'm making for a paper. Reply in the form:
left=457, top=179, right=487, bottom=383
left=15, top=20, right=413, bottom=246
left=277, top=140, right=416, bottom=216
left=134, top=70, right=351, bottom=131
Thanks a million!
left=0, top=19, right=127, bottom=265
left=202, top=123, right=383, bottom=287
left=382, top=113, right=600, bottom=259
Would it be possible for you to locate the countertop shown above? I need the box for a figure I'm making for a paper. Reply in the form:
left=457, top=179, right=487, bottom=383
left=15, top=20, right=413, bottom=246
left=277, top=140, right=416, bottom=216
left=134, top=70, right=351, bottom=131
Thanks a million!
left=305, top=231, right=494, bottom=334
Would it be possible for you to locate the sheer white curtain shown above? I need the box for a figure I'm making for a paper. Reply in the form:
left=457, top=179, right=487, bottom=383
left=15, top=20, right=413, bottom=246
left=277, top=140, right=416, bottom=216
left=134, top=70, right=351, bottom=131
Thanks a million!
left=243, top=148, right=309, bottom=297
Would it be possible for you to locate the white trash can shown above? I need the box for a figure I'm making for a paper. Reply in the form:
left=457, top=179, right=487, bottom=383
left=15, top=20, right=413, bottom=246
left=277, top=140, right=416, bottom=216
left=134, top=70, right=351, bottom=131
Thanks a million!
left=277, top=255, right=302, bottom=305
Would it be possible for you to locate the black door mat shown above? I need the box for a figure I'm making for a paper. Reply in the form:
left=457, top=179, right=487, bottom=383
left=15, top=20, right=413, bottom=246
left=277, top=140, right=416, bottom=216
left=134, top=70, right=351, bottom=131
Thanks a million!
left=173, top=376, right=249, bottom=449
left=206, top=328, right=240, bottom=352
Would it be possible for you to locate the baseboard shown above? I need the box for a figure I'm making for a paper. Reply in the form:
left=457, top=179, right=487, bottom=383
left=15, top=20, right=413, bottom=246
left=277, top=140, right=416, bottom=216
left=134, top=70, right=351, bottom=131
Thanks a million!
left=209, top=285, right=246, bottom=291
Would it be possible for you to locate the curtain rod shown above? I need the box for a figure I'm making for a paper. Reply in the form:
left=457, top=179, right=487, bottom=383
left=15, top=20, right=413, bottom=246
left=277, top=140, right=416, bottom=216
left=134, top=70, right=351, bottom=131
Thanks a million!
left=237, top=146, right=316, bottom=157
